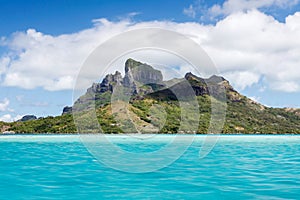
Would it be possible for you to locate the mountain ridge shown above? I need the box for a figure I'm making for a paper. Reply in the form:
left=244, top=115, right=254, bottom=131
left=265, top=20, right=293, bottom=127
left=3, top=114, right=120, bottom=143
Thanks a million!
left=1, top=58, right=300, bottom=134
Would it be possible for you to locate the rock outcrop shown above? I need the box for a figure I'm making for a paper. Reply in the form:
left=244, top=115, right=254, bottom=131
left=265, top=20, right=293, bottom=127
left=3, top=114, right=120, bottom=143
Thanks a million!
left=62, top=106, right=72, bottom=115
left=65, top=58, right=257, bottom=114
left=86, top=71, right=123, bottom=94
left=18, top=115, right=37, bottom=122
left=4, top=58, right=299, bottom=134
left=124, top=58, right=163, bottom=86
left=70, top=58, right=165, bottom=112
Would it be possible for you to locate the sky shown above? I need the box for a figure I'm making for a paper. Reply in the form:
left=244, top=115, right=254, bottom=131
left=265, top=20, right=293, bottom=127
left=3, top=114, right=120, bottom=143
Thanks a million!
left=0, top=0, right=300, bottom=122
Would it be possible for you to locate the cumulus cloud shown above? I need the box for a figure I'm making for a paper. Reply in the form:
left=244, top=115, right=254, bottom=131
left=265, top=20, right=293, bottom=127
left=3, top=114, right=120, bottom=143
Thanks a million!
left=223, top=71, right=260, bottom=90
left=209, top=0, right=299, bottom=17
left=0, top=114, right=22, bottom=122
left=183, top=0, right=299, bottom=22
left=183, top=5, right=196, bottom=18
left=0, top=19, right=133, bottom=90
left=197, top=10, right=300, bottom=92
left=0, top=98, right=10, bottom=111
left=272, top=81, right=300, bottom=92
left=1, top=10, right=300, bottom=92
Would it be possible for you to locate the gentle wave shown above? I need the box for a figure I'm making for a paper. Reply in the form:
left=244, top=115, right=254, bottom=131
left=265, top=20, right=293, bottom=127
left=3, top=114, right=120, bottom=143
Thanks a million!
left=0, top=135, right=299, bottom=199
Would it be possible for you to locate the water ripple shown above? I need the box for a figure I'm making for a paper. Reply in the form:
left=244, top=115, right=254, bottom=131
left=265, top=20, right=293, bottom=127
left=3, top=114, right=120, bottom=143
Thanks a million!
left=0, top=135, right=299, bottom=199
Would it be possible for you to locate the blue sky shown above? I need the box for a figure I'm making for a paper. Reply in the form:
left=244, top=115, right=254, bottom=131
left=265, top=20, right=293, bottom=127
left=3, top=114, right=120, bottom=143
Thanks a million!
left=0, top=0, right=300, bottom=121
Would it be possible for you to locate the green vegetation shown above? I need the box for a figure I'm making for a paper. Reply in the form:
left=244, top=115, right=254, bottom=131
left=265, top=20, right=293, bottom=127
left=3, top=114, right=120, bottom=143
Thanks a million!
left=2, top=114, right=76, bottom=134
left=1, top=59, right=299, bottom=134
left=1, top=93, right=299, bottom=134
left=224, top=100, right=300, bottom=134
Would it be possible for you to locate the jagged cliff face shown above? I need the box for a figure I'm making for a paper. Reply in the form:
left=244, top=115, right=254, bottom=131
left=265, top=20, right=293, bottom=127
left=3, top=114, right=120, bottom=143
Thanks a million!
left=73, top=58, right=166, bottom=110
left=84, top=59, right=163, bottom=94
left=67, top=59, right=299, bottom=134
left=71, top=58, right=251, bottom=112
left=87, top=71, right=123, bottom=94
left=124, top=58, right=163, bottom=86
left=3, top=58, right=299, bottom=134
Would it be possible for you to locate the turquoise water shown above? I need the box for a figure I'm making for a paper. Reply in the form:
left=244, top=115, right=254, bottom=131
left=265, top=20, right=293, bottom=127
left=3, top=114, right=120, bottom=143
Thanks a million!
left=0, top=135, right=299, bottom=199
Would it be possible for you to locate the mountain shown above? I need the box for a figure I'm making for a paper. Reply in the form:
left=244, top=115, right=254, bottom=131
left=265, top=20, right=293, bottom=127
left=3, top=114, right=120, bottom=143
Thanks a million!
left=2, top=58, right=300, bottom=134
left=17, top=115, right=37, bottom=122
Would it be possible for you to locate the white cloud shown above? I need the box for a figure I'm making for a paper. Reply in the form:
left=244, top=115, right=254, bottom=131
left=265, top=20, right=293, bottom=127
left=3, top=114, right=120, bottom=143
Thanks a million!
left=201, top=10, right=300, bottom=91
left=0, top=114, right=22, bottom=122
left=272, top=81, right=300, bottom=92
left=1, top=10, right=300, bottom=92
left=208, top=0, right=299, bottom=17
left=0, top=114, right=11, bottom=122
left=1, top=20, right=133, bottom=90
left=183, top=0, right=299, bottom=21
left=249, top=96, right=261, bottom=103
left=223, top=71, right=260, bottom=90
left=183, top=5, right=196, bottom=18
left=0, top=98, right=10, bottom=111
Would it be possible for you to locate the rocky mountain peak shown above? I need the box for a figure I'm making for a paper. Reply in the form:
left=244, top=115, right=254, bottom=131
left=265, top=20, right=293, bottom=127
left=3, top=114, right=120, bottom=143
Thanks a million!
left=17, top=115, right=37, bottom=122
left=207, top=75, right=226, bottom=83
left=185, top=72, right=205, bottom=82
left=185, top=72, right=226, bottom=84
left=62, top=106, right=72, bottom=115
left=70, top=59, right=246, bottom=113
left=86, top=71, right=123, bottom=94
left=124, top=58, right=163, bottom=85
left=125, top=58, right=143, bottom=73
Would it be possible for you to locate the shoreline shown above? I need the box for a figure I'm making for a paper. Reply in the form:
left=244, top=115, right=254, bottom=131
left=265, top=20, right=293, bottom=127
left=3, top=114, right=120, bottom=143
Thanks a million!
left=1, top=133, right=300, bottom=136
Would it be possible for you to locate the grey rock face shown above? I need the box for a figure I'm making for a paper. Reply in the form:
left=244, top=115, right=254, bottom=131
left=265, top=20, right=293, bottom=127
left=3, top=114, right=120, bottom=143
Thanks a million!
left=124, top=58, right=163, bottom=85
left=18, top=115, right=37, bottom=122
left=85, top=59, right=163, bottom=96
left=87, top=71, right=123, bottom=94
left=62, top=106, right=72, bottom=115
left=67, top=59, right=165, bottom=113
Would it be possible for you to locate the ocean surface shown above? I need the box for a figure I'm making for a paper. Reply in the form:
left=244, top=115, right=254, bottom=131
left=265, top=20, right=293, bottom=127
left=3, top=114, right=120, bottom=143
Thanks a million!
left=0, top=135, right=299, bottom=199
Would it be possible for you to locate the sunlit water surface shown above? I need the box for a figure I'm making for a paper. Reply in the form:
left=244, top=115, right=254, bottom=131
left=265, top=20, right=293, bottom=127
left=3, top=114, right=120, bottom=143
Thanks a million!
left=0, top=135, right=299, bottom=199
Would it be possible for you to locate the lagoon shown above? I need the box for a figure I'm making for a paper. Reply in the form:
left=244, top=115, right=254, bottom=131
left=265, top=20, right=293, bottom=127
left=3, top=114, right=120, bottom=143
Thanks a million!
left=0, top=135, right=299, bottom=199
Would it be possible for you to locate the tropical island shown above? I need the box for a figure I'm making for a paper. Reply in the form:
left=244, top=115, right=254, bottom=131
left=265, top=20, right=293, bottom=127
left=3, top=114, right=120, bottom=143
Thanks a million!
left=1, top=59, right=299, bottom=134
